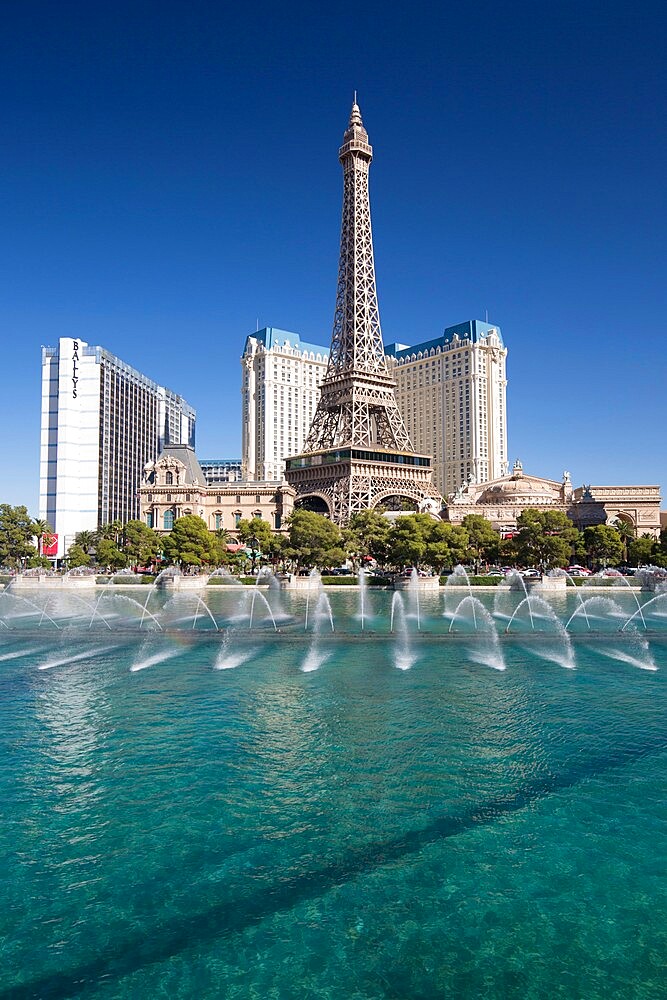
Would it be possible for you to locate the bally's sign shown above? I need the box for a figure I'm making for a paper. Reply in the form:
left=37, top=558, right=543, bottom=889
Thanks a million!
left=72, top=340, right=79, bottom=398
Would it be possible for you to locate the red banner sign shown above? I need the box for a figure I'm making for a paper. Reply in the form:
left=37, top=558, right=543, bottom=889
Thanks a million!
left=42, top=534, right=58, bottom=556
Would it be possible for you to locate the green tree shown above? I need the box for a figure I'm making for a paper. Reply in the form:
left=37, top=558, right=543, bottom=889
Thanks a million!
left=95, top=538, right=129, bottom=571
left=27, top=554, right=53, bottom=570
left=461, top=514, right=500, bottom=571
left=288, top=510, right=345, bottom=569
left=423, top=521, right=470, bottom=573
left=74, top=530, right=98, bottom=554
left=387, top=515, right=427, bottom=569
left=498, top=536, right=519, bottom=567
left=162, top=515, right=221, bottom=568
left=515, top=509, right=580, bottom=570
left=611, top=519, right=635, bottom=564
left=345, top=510, right=392, bottom=566
left=265, top=533, right=289, bottom=570
left=236, top=517, right=274, bottom=571
left=0, top=504, right=38, bottom=567
left=655, top=529, right=667, bottom=569
left=65, top=543, right=91, bottom=568
left=123, top=520, right=161, bottom=567
left=628, top=536, right=657, bottom=567
left=99, top=520, right=123, bottom=544
left=583, top=525, right=623, bottom=567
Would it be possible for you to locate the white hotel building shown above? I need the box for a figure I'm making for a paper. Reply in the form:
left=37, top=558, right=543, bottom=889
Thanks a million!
left=386, top=321, right=509, bottom=497
left=40, top=338, right=195, bottom=558
left=241, top=328, right=329, bottom=482
left=242, top=322, right=508, bottom=500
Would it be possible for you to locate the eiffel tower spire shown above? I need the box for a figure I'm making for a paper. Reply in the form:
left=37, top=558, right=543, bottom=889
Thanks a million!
left=303, top=99, right=413, bottom=452
left=285, top=101, right=435, bottom=523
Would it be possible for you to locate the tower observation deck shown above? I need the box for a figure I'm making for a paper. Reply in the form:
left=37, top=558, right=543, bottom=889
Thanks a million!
left=285, top=100, right=438, bottom=523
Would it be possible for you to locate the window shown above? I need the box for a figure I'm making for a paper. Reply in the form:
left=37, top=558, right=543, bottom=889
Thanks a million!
left=165, top=472, right=173, bottom=485
left=166, top=494, right=172, bottom=503
left=216, top=495, right=222, bottom=504
left=185, top=493, right=191, bottom=502
left=146, top=512, right=153, bottom=528
left=163, top=510, right=174, bottom=530
left=255, top=494, right=261, bottom=503
left=234, top=512, right=242, bottom=527
left=215, top=513, right=222, bottom=530
left=235, top=495, right=241, bottom=504
left=274, top=512, right=281, bottom=529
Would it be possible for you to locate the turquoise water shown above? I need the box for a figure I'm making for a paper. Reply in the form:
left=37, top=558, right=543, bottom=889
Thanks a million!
left=1, top=587, right=667, bottom=998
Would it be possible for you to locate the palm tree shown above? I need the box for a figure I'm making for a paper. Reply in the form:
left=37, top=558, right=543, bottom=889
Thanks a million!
left=32, top=518, right=53, bottom=556
left=74, top=530, right=97, bottom=554
left=99, top=520, right=123, bottom=544
left=612, top=518, right=635, bottom=564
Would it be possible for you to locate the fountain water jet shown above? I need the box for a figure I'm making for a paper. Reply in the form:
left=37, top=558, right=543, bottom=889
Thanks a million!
left=0, top=590, right=61, bottom=630
left=443, top=565, right=475, bottom=621
left=38, top=645, right=119, bottom=670
left=192, top=595, right=220, bottom=630
left=507, top=595, right=575, bottom=669
left=407, top=568, right=421, bottom=630
left=565, top=596, right=626, bottom=631
left=550, top=569, right=590, bottom=628
left=390, top=591, right=416, bottom=670
left=622, top=592, right=667, bottom=632
left=358, top=568, right=369, bottom=630
left=92, top=591, right=163, bottom=630
left=448, top=596, right=505, bottom=671
left=130, top=644, right=181, bottom=672
left=301, top=592, right=335, bottom=672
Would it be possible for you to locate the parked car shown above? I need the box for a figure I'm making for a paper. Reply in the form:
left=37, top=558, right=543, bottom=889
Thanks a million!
left=567, top=565, right=591, bottom=577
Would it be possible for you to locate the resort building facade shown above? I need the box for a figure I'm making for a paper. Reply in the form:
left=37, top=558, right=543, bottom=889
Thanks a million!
left=241, top=328, right=329, bottom=483
left=139, top=444, right=295, bottom=534
left=386, top=320, right=508, bottom=498
left=444, top=460, right=662, bottom=538
left=40, top=337, right=195, bottom=558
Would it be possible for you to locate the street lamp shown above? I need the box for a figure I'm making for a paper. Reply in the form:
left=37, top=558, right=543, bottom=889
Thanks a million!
left=249, top=535, right=259, bottom=574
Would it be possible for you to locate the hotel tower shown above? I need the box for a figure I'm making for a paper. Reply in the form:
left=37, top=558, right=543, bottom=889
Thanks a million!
left=40, top=338, right=195, bottom=558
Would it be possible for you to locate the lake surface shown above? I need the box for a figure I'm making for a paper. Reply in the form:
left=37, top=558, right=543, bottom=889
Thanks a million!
left=1, top=587, right=666, bottom=998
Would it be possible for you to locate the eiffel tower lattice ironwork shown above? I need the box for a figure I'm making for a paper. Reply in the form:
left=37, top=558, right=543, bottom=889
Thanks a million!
left=285, top=100, right=438, bottom=524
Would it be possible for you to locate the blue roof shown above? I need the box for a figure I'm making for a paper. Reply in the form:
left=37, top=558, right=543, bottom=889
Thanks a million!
left=385, top=320, right=503, bottom=359
left=244, top=327, right=329, bottom=357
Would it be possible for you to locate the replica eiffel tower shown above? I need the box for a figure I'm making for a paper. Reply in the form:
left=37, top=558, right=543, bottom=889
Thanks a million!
left=285, top=99, right=437, bottom=523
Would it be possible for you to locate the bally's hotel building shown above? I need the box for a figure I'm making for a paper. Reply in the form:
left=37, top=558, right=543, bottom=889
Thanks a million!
left=40, top=338, right=195, bottom=559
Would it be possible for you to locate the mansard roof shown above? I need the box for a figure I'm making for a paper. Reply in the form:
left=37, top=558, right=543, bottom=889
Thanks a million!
left=156, top=444, right=206, bottom=486
left=243, top=327, right=329, bottom=358
left=385, top=320, right=504, bottom=360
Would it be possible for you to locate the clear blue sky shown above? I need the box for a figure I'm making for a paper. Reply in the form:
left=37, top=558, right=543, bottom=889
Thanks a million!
left=1, top=0, right=666, bottom=513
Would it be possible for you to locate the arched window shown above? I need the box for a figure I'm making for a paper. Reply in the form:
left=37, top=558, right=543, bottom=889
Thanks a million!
left=165, top=472, right=173, bottom=486
left=163, top=510, right=174, bottom=530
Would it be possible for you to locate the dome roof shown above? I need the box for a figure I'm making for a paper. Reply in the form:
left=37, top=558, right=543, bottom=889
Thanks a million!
left=479, top=475, right=559, bottom=503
